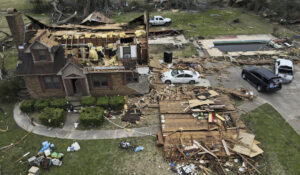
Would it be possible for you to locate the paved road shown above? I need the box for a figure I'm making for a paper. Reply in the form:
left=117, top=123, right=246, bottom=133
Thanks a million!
left=207, top=63, right=300, bottom=135
left=13, top=103, right=160, bottom=140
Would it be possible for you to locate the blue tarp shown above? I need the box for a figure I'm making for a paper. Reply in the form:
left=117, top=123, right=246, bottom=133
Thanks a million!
left=38, top=141, right=51, bottom=154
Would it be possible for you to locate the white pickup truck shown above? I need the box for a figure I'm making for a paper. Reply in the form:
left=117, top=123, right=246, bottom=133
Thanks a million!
left=149, top=16, right=171, bottom=26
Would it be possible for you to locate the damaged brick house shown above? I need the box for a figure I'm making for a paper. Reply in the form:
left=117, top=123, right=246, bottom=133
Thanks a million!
left=6, top=8, right=149, bottom=98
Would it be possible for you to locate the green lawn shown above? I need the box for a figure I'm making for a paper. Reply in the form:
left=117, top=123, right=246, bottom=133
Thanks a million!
left=112, top=8, right=295, bottom=38
left=241, top=103, right=300, bottom=175
left=149, top=43, right=198, bottom=59
left=0, top=103, right=171, bottom=175
left=0, top=0, right=32, bottom=12
left=3, top=48, right=18, bottom=71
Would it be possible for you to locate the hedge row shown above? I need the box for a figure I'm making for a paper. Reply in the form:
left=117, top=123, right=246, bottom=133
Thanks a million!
left=79, top=107, right=104, bottom=127
left=39, top=107, right=65, bottom=127
left=20, top=98, right=67, bottom=113
left=81, top=96, right=124, bottom=110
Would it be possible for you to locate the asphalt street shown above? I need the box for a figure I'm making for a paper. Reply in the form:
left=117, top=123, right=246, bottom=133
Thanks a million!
left=207, top=63, right=300, bottom=135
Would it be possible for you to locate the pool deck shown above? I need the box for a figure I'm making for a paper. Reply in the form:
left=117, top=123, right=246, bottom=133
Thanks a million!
left=199, top=34, right=283, bottom=57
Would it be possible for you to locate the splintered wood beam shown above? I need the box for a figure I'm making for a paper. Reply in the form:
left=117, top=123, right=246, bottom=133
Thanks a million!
left=57, top=11, right=77, bottom=25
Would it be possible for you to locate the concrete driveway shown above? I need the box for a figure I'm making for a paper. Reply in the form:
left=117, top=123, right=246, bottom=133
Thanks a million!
left=207, top=62, right=300, bottom=135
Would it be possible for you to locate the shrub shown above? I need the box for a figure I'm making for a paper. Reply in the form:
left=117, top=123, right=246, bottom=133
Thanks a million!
left=51, top=98, right=67, bottom=110
left=81, top=97, right=96, bottom=106
left=109, top=96, right=124, bottom=110
left=79, top=107, right=104, bottom=127
left=39, top=107, right=65, bottom=127
left=96, top=96, right=109, bottom=108
left=20, top=99, right=35, bottom=113
left=34, top=99, right=51, bottom=111
left=0, top=77, right=23, bottom=103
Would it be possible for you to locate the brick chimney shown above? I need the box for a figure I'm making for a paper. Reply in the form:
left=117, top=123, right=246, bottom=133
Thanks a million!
left=6, top=8, right=25, bottom=49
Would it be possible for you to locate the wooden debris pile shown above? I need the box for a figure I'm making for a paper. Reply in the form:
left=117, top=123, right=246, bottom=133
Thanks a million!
left=155, top=86, right=263, bottom=175
left=215, top=87, right=254, bottom=100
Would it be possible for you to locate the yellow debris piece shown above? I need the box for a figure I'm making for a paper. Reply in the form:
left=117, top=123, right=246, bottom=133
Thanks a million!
left=126, top=129, right=132, bottom=132
left=95, top=34, right=102, bottom=38
left=89, top=48, right=98, bottom=61
left=108, top=43, right=114, bottom=49
left=135, top=30, right=146, bottom=37
left=101, top=34, right=107, bottom=38
left=96, top=33, right=108, bottom=38
left=215, top=113, right=225, bottom=121
left=85, top=33, right=92, bottom=38
left=137, top=25, right=145, bottom=30
left=87, top=43, right=93, bottom=48
left=119, top=32, right=126, bottom=38
left=62, top=35, right=68, bottom=40
left=107, top=32, right=113, bottom=38
left=103, top=56, right=117, bottom=66
left=74, top=35, right=80, bottom=39
left=96, top=46, right=103, bottom=52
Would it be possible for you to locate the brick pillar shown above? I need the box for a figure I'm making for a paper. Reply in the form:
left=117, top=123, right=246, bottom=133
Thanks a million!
left=5, top=8, right=25, bottom=49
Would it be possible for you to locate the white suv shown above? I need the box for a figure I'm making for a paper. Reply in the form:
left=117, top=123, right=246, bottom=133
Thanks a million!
left=161, top=70, right=201, bottom=84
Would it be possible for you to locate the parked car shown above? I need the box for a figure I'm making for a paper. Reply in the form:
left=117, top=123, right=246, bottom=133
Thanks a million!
left=275, top=58, right=294, bottom=83
left=241, top=67, right=282, bottom=92
left=149, top=16, right=171, bottom=26
left=161, top=70, right=201, bottom=84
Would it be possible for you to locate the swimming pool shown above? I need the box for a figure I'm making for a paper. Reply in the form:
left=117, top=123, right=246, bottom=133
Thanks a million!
left=213, top=40, right=272, bottom=52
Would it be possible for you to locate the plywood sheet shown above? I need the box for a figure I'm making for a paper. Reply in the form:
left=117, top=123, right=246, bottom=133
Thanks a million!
left=189, top=99, right=214, bottom=108
left=160, top=101, right=189, bottom=114
left=163, top=118, right=209, bottom=132
left=249, top=144, right=264, bottom=158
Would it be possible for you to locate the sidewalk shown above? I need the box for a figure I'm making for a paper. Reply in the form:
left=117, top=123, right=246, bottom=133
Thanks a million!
left=13, top=103, right=160, bottom=140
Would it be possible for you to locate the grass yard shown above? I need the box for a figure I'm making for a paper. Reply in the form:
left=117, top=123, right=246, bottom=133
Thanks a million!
left=3, top=48, right=18, bottom=71
left=0, top=103, right=171, bottom=175
left=112, top=8, right=295, bottom=38
left=241, top=103, right=300, bottom=175
left=0, top=0, right=32, bottom=12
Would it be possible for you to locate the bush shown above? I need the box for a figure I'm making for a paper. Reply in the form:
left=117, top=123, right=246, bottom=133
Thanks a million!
left=109, top=96, right=124, bottom=110
left=96, top=96, right=109, bottom=108
left=51, top=98, right=67, bottom=110
left=81, top=96, right=96, bottom=106
left=39, top=107, right=65, bottom=127
left=0, top=77, right=23, bottom=103
left=34, top=99, right=51, bottom=111
left=79, top=107, right=104, bottom=127
left=20, top=99, right=35, bottom=113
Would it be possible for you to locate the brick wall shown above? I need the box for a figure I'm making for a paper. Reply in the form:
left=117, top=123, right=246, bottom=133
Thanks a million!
left=24, top=76, right=66, bottom=99
left=88, top=73, right=138, bottom=96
